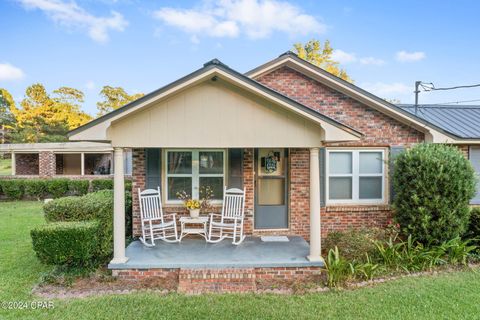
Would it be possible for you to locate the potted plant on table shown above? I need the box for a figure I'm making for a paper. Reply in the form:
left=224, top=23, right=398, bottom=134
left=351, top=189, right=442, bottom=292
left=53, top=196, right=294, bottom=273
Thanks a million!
left=177, top=186, right=214, bottom=218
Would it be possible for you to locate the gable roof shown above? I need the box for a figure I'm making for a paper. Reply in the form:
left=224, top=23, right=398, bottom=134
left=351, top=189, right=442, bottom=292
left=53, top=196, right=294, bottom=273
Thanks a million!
left=246, top=51, right=479, bottom=143
left=398, top=104, right=480, bottom=139
left=69, top=59, right=362, bottom=141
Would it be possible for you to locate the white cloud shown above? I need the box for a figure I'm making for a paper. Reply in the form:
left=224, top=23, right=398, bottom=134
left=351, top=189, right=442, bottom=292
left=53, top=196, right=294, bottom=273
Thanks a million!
left=359, top=57, right=385, bottom=66
left=395, top=50, right=426, bottom=62
left=85, top=80, right=95, bottom=90
left=331, top=49, right=357, bottom=64
left=0, top=63, right=25, bottom=81
left=18, top=0, right=128, bottom=43
left=153, top=0, right=325, bottom=41
left=361, top=82, right=412, bottom=96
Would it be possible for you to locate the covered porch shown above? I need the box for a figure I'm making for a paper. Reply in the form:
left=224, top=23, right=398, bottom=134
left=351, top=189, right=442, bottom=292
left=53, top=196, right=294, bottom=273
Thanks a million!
left=108, top=236, right=323, bottom=269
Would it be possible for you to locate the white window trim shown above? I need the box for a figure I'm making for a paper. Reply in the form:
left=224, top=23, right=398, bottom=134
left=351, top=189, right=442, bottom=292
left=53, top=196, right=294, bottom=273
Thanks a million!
left=326, top=148, right=386, bottom=205
left=164, top=149, right=226, bottom=205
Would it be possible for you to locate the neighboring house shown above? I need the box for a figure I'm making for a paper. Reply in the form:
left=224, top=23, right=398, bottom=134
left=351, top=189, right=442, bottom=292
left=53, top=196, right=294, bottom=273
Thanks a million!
left=0, top=142, right=133, bottom=177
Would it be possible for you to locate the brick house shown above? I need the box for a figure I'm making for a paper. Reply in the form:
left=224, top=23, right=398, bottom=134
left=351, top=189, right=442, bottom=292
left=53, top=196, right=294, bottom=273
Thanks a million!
left=64, top=52, right=480, bottom=289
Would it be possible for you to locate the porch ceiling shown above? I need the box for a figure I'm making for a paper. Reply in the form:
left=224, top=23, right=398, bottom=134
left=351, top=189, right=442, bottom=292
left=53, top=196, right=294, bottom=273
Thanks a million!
left=108, top=236, right=324, bottom=270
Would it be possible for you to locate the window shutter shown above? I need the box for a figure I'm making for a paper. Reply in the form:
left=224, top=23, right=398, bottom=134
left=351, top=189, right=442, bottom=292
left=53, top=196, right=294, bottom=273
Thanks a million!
left=228, top=148, right=243, bottom=189
left=145, top=148, right=161, bottom=189
left=389, top=146, right=405, bottom=204
left=469, top=146, right=480, bottom=204
left=320, top=147, right=326, bottom=207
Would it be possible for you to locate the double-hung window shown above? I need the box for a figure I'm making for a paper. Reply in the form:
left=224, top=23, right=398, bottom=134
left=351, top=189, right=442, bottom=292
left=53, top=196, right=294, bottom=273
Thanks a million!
left=326, top=149, right=385, bottom=204
left=165, top=150, right=225, bottom=203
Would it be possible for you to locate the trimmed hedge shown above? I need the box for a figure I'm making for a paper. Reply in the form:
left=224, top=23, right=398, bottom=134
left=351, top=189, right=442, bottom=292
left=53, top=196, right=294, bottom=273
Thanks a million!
left=91, top=179, right=113, bottom=191
left=0, top=177, right=132, bottom=200
left=0, top=179, right=24, bottom=199
left=44, top=190, right=115, bottom=261
left=31, top=220, right=99, bottom=267
left=67, top=179, right=89, bottom=196
left=24, top=179, right=46, bottom=200
left=45, top=178, right=69, bottom=198
left=393, top=143, right=476, bottom=244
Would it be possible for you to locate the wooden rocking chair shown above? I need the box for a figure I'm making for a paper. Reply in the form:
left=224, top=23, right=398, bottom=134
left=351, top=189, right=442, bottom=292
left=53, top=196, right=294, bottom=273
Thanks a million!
left=207, top=187, right=246, bottom=245
left=138, top=187, right=179, bottom=246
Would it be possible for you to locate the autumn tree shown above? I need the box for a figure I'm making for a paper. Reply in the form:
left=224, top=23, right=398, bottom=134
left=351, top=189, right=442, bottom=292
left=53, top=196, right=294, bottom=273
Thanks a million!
left=293, top=40, right=352, bottom=82
left=0, top=89, right=16, bottom=143
left=97, top=86, right=144, bottom=116
left=9, top=84, right=92, bottom=143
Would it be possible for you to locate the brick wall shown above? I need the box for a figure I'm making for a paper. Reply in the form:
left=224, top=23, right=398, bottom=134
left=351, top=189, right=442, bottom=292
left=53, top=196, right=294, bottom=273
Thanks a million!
left=256, top=67, right=424, bottom=147
left=15, top=153, right=39, bottom=175
left=132, top=148, right=146, bottom=237
left=254, top=66, right=425, bottom=237
left=242, top=148, right=255, bottom=234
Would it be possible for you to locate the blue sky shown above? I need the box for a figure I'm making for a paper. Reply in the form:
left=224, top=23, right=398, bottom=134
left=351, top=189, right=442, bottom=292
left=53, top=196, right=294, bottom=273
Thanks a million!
left=2, top=0, right=480, bottom=116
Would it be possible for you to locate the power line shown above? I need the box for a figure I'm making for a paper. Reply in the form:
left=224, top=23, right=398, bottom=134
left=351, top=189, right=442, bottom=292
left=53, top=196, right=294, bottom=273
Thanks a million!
left=423, top=83, right=480, bottom=91
left=421, top=98, right=480, bottom=105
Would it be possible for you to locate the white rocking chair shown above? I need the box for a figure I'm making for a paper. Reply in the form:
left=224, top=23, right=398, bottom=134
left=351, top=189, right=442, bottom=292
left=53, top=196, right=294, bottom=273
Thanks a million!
left=207, top=187, right=246, bottom=245
left=138, top=187, right=179, bottom=247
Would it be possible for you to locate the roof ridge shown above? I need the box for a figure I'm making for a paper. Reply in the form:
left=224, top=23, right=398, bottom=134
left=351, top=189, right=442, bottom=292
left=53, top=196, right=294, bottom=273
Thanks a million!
left=398, top=104, right=480, bottom=109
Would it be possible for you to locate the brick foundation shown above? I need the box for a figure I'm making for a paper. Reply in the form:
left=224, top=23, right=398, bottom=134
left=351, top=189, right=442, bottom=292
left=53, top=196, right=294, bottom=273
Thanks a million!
left=112, top=266, right=323, bottom=294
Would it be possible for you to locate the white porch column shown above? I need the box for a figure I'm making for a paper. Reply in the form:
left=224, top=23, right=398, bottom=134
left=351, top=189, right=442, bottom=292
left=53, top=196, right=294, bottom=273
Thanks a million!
left=307, top=147, right=322, bottom=262
left=111, top=147, right=128, bottom=264
left=80, top=153, right=85, bottom=176
left=11, top=152, right=15, bottom=176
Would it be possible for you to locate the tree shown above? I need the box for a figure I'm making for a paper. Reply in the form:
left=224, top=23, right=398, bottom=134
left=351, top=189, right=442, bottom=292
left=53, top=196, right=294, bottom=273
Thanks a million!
left=9, top=84, right=92, bottom=143
left=0, top=88, right=16, bottom=143
left=97, top=86, right=144, bottom=116
left=293, top=40, right=352, bottom=82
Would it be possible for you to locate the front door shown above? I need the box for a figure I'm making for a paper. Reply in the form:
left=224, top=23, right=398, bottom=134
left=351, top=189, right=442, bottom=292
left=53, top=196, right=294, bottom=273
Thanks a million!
left=254, top=149, right=288, bottom=229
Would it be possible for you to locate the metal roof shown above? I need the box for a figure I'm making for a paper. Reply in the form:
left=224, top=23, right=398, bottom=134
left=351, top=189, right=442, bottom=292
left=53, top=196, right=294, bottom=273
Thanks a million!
left=398, top=104, right=480, bottom=139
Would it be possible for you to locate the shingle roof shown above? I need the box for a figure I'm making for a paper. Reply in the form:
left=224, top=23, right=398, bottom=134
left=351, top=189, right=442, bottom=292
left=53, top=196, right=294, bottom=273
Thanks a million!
left=398, top=104, right=480, bottom=139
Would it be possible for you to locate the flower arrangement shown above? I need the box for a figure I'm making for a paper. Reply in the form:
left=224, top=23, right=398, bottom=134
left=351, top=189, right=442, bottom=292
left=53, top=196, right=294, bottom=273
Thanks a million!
left=185, top=199, right=201, bottom=210
left=176, top=186, right=215, bottom=218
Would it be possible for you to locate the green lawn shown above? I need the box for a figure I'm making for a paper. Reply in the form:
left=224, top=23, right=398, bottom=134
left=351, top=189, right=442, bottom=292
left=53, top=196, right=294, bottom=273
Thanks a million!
left=1, top=201, right=479, bottom=320
left=0, top=158, right=12, bottom=175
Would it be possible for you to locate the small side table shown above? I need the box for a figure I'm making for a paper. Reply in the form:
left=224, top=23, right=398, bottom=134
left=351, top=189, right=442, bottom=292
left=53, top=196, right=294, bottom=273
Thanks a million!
left=179, top=216, right=209, bottom=241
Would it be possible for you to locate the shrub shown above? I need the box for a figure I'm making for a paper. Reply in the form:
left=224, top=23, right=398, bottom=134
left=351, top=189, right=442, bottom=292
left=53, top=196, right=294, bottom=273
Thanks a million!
left=393, top=143, right=476, bottom=244
left=466, top=207, right=480, bottom=246
left=325, top=246, right=352, bottom=287
left=24, top=179, right=46, bottom=200
left=31, top=221, right=99, bottom=267
left=0, top=179, right=24, bottom=200
left=68, top=179, right=90, bottom=196
left=46, top=178, right=69, bottom=198
left=125, top=179, right=132, bottom=192
left=91, top=179, right=113, bottom=191
left=44, top=196, right=89, bottom=222
left=323, top=228, right=386, bottom=262
left=43, top=190, right=125, bottom=262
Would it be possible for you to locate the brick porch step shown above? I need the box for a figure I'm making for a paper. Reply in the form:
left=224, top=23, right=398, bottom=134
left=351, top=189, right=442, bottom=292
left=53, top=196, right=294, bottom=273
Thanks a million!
left=178, top=268, right=256, bottom=294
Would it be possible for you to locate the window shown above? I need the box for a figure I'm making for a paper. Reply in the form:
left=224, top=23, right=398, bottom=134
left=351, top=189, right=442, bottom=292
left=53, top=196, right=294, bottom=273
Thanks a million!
left=327, top=149, right=385, bottom=204
left=165, top=150, right=225, bottom=203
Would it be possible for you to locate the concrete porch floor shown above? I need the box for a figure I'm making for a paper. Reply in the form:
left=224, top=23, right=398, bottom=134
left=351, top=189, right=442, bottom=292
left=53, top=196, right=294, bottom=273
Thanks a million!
left=108, top=236, right=324, bottom=269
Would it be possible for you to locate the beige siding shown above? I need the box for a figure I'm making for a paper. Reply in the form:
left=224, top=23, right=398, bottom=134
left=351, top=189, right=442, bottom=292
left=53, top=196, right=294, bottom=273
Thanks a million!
left=109, top=81, right=326, bottom=148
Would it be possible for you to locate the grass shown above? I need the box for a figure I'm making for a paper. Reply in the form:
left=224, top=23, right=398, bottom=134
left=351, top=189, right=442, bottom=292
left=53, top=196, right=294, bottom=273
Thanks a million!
left=0, top=158, right=12, bottom=175
left=0, top=201, right=479, bottom=319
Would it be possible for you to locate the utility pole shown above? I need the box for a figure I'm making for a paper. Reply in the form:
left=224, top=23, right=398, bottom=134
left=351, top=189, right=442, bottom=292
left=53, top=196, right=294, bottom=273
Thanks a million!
left=414, top=81, right=421, bottom=115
